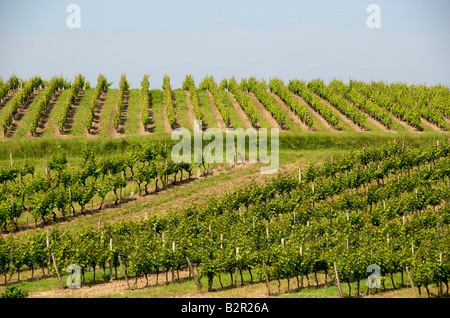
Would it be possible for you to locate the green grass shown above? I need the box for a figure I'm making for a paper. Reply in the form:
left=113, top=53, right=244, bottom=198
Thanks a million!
left=197, top=90, right=218, bottom=129
left=173, top=89, right=192, bottom=132
left=149, top=89, right=166, bottom=134
left=69, top=89, right=96, bottom=136
left=12, top=90, right=46, bottom=138
left=40, top=89, right=71, bottom=137
left=98, top=89, right=118, bottom=137
left=221, top=90, right=245, bottom=129
left=123, top=89, right=141, bottom=135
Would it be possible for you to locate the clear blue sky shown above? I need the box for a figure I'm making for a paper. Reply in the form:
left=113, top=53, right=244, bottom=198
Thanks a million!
left=0, top=0, right=449, bottom=89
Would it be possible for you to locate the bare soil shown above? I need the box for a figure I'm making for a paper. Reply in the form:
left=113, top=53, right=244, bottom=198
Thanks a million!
left=390, top=115, right=420, bottom=133
left=226, top=91, right=253, bottom=130
left=420, top=117, right=445, bottom=132
left=183, top=91, right=197, bottom=131
left=206, top=90, right=227, bottom=132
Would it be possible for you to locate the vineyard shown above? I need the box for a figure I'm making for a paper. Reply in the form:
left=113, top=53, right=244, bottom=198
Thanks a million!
left=0, top=137, right=449, bottom=298
left=0, top=74, right=449, bottom=138
left=0, top=73, right=449, bottom=299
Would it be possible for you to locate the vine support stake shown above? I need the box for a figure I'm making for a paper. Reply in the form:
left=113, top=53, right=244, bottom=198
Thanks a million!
left=118, top=256, right=130, bottom=289
left=405, top=267, right=418, bottom=298
left=334, top=262, right=343, bottom=298
left=9, top=147, right=13, bottom=168
left=109, top=238, right=113, bottom=282
left=186, top=257, right=201, bottom=291
left=51, top=253, right=64, bottom=289
left=263, top=260, right=270, bottom=296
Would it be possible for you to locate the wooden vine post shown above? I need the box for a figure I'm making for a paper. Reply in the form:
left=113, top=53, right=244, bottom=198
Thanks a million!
left=186, top=257, right=201, bottom=291
left=51, top=253, right=64, bottom=289
left=334, top=262, right=343, bottom=298
left=118, top=255, right=130, bottom=289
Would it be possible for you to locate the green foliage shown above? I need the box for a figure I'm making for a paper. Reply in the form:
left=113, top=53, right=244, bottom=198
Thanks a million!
left=1, top=286, right=28, bottom=298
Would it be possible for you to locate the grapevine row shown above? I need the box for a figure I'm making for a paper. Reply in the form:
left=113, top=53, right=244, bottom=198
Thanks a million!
left=0, top=75, right=20, bottom=104
left=85, top=74, right=109, bottom=134
left=1, top=141, right=449, bottom=296
left=328, top=79, right=394, bottom=129
left=199, top=76, right=230, bottom=126
left=113, top=74, right=130, bottom=131
left=140, top=74, right=150, bottom=130
left=288, top=80, right=340, bottom=127
left=223, top=77, right=258, bottom=126
left=29, top=76, right=67, bottom=136
left=1, top=77, right=43, bottom=135
left=57, top=74, right=85, bottom=133
left=268, top=78, right=314, bottom=128
left=182, top=75, right=203, bottom=121
left=242, top=77, right=286, bottom=126
left=162, top=75, right=176, bottom=129
left=307, top=79, right=367, bottom=128
left=351, top=80, right=423, bottom=130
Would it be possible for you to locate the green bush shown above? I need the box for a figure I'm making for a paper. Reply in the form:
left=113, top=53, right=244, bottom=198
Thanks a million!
left=1, top=286, right=29, bottom=298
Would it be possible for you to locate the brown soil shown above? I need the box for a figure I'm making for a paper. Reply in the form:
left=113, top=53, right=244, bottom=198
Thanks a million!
left=206, top=90, right=227, bottom=132
left=248, top=92, right=280, bottom=129
left=226, top=91, right=253, bottom=130
left=184, top=90, right=199, bottom=131
left=269, top=92, right=311, bottom=132
left=30, top=268, right=193, bottom=298
left=291, top=93, right=338, bottom=132
left=390, top=115, right=420, bottom=133
left=420, top=117, right=445, bottom=132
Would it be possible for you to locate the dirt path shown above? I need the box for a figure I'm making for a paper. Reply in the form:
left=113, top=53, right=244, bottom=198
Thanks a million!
left=206, top=90, right=227, bottom=132
left=248, top=92, right=280, bottom=129
left=183, top=90, right=196, bottom=131
left=30, top=269, right=193, bottom=298
left=269, top=92, right=311, bottom=132
left=420, top=117, right=445, bottom=132
left=291, top=93, right=338, bottom=132
left=226, top=91, right=253, bottom=130
left=310, top=90, right=363, bottom=132
left=390, top=114, right=420, bottom=133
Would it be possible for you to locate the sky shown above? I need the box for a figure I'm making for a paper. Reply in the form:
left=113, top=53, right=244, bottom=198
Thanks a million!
left=0, top=0, right=449, bottom=89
